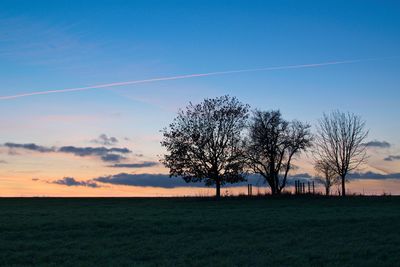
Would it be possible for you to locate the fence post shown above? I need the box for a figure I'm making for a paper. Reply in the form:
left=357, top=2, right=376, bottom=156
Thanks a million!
left=312, top=181, right=315, bottom=194
left=308, top=182, right=310, bottom=194
left=248, top=184, right=253, bottom=196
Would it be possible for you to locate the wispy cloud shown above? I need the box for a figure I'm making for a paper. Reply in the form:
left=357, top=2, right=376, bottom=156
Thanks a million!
left=0, top=58, right=387, bottom=100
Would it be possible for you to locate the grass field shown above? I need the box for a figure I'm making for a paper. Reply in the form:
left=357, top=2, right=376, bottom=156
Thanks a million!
left=0, top=196, right=399, bottom=266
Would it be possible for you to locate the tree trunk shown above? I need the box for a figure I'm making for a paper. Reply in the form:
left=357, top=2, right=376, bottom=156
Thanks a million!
left=270, top=187, right=276, bottom=195
left=277, top=186, right=282, bottom=195
left=216, top=179, right=221, bottom=198
left=270, top=184, right=279, bottom=195
left=326, top=186, right=330, bottom=196
left=341, top=175, right=346, bottom=196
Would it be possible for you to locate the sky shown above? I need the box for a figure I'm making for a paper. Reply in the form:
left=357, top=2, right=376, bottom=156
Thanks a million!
left=0, top=0, right=400, bottom=196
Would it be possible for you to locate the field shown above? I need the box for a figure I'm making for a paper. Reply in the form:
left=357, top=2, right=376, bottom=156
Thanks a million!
left=0, top=196, right=399, bottom=266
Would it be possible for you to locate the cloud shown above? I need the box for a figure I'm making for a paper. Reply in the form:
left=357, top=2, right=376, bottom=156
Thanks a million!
left=93, top=173, right=197, bottom=188
left=363, top=140, right=391, bottom=148
left=348, top=171, right=400, bottom=180
left=289, top=173, right=312, bottom=179
left=283, top=172, right=400, bottom=182
left=101, top=153, right=126, bottom=162
left=2, top=142, right=131, bottom=163
left=91, top=134, right=118, bottom=146
left=92, top=173, right=313, bottom=188
left=384, top=155, right=400, bottom=161
left=58, top=146, right=130, bottom=162
left=4, top=142, right=55, bottom=153
left=34, top=170, right=400, bottom=190
left=0, top=58, right=379, bottom=101
left=51, top=177, right=100, bottom=188
left=109, top=162, right=159, bottom=168
left=288, top=171, right=400, bottom=182
left=0, top=160, right=7, bottom=164
left=58, top=146, right=130, bottom=156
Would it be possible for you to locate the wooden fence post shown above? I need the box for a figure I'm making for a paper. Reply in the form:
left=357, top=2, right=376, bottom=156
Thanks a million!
left=248, top=184, right=253, bottom=196
left=312, top=181, right=315, bottom=194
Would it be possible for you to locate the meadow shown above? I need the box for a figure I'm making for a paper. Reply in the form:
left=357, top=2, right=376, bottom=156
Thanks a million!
left=0, top=196, right=399, bottom=266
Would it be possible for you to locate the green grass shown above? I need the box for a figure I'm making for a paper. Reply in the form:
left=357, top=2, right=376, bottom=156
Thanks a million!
left=0, top=196, right=399, bottom=266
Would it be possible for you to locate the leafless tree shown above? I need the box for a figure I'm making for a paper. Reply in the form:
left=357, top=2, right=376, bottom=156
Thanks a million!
left=246, top=110, right=312, bottom=194
left=314, top=159, right=338, bottom=196
left=161, top=95, right=249, bottom=198
left=315, top=111, right=368, bottom=196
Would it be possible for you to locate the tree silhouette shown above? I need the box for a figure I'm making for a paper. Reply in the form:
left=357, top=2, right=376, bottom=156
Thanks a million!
left=161, top=95, right=249, bottom=198
left=246, top=110, right=312, bottom=194
left=315, top=111, right=368, bottom=196
left=314, top=159, right=338, bottom=195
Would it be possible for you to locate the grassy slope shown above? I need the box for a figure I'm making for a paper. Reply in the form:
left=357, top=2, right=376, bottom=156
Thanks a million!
left=0, top=196, right=399, bottom=266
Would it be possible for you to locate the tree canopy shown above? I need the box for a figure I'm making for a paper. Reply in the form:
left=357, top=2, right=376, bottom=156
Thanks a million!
left=315, top=111, right=368, bottom=196
left=245, top=110, right=312, bottom=194
left=161, top=95, right=249, bottom=198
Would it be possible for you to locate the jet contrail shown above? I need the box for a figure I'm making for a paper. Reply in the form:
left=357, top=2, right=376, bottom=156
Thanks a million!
left=0, top=58, right=384, bottom=100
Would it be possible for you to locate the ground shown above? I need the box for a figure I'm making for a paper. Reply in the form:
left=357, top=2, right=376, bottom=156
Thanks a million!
left=0, top=196, right=399, bottom=266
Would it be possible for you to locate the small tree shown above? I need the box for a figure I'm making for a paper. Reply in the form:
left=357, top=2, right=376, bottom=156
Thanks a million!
left=315, top=111, right=368, bottom=196
left=246, top=110, right=312, bottom=194
left=161, top=95, right=249, bottom=198
left=314, top=159, right=338, bottom=196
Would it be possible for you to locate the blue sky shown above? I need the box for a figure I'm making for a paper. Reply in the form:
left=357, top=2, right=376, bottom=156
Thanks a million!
left=0, top=0, right=399, bottom=195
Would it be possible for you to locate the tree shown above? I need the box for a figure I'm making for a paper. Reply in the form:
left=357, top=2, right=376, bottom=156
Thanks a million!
left=315, top=111, right=368, bottom=196
left=246, top=110, right=312, bottom=194
left=161, top=95, right=249, bottom=198
left=314, top=159, right=338, bottom=195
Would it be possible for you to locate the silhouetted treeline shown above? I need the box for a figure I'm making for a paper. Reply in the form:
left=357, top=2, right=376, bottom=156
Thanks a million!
left=161, top=95, right=368, bottom=198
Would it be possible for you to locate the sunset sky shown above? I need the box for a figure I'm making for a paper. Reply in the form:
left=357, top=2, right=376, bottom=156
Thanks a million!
left=1, top=0, right=400, bottom=196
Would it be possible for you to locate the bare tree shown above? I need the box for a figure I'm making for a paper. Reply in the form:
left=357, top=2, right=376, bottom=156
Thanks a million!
left=246, top=110, right=312, bottom=194
left=315, top=111, right=368, bottom=196
left=314, top=159, right=338, bottom=195
left=161, top=95, right=249, bottom=198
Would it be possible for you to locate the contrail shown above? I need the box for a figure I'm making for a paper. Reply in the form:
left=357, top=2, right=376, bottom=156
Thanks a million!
left=0, top=58, right=384, bottom=100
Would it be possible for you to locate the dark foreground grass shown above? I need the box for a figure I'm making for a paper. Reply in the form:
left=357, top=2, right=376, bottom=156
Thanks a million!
left=0, top=196, right=399, bottom=266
